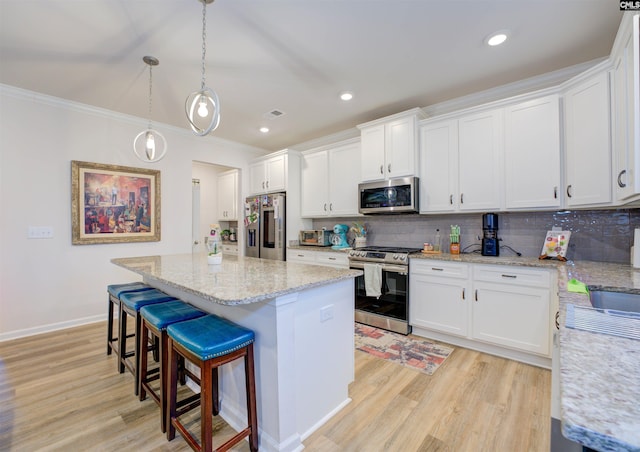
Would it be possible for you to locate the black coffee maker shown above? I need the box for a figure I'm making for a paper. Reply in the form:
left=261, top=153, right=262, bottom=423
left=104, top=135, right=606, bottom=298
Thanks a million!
left=481, top=213, right=499, bottom=256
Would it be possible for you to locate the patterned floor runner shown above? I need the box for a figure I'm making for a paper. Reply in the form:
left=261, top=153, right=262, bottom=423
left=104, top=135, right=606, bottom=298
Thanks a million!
left=354, top=323, right=454, bottom=375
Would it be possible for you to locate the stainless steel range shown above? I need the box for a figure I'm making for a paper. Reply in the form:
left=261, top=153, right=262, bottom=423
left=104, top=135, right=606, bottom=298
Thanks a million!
left=348, top=246, right=421, bottom=335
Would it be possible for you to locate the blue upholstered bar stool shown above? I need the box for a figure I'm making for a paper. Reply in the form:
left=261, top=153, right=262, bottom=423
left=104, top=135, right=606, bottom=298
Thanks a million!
left=118, top=289, right=177, bottom=394
left=106, top=282, right=153, bottom=356
left=139, top=300, right=206, bottom=433
left=166, top=315, right=258, bottom=452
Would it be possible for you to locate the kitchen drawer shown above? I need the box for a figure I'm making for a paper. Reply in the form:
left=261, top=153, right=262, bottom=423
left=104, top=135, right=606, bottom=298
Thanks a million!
left=287, top=249, right=316, bottom=263
left=410, top=259, right=469, bottom=279
left=315, top=252, right=349, bottom=268
left=473, top=264, right=550, bottom=288
left=221, top=244, right=238, bottom=256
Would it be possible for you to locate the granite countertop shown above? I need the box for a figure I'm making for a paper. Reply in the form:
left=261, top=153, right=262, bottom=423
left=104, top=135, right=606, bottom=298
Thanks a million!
left=111, top=253, right=361, bottom=306
left=411, top=252, right=640, bottom=451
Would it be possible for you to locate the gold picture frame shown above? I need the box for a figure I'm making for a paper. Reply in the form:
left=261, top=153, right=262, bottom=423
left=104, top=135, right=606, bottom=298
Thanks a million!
left=71, top=160, right=161, bottom=245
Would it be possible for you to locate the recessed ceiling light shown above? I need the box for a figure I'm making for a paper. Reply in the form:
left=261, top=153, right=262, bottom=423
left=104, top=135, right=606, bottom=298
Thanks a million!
left=486, top=31, right=508, bottom=47
left=259, top=127, right=270, bottom=133
left=340, top=91, right=354, bottom=101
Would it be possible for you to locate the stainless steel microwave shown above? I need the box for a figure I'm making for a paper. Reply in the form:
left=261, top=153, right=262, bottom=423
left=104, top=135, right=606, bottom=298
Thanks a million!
left=358, top=177, right=419, bottom=214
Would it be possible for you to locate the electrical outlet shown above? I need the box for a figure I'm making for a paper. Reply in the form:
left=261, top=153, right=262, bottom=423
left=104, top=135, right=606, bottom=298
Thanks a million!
left=320, top=304, right=334, bottom=322
left=27, top=226, right=54, bottom=239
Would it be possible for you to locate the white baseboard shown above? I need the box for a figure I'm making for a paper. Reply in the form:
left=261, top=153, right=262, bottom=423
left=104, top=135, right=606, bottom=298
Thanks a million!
left=0, top=314, right=105, bottom=342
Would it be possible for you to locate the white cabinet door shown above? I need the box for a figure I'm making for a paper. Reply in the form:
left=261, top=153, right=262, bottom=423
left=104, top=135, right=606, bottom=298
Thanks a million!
left=386, top=115, right=417, bottom=178
left=265, top=154, right=287, bottom=192
left=328, top=141, right=360, bottom=216
left=564, top=71, right=612, bottom=207
left=471, top=265, right=551, bottom=356
left=457, top=109, right=503, bottom=211
left=504, top=95, right=561, bottom=209
left=612, top=15, right=639, bottom=201
left=360, top=124, right=386, bottom=181
left=419, top=119, right=458, bottom=213
left=248, top=161, right=266, bottom=195
left=217, top=170, right=237, bottom=220
left=301, top=151, right=329, bottom=217
left=472, top=282, right=550, bottom=356
left=410, top=261, right=469, bottom=337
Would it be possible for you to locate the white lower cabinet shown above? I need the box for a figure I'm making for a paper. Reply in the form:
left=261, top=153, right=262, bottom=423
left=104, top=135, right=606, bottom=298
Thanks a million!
left=286, top=248, right=349, bottom=269
left=410, top=259, right=553, bottom=364
left=472, top=265, right=551, bottom=356
left=409, top=261, right=470, bottom=337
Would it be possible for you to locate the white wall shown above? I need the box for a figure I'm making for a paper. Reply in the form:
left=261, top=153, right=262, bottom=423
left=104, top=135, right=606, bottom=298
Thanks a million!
left=0, top=85, right=267, bottom=340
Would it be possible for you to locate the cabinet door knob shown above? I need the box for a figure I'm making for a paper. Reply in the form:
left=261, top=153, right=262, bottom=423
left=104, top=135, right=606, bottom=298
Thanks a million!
left=475, top=289, right=478, bottom=301
left=387, top=164, right=391, bottom=173
left=329, top=203, right=333, bottom=211
left=566, top=185, right=572, bottom=198
left=618, top=170, right=627, bottom=188
left=262, top=181, right=265, bottom=189
left=266, top=181, right=269, bottom=188
left=460, top=193, right=464, bottom=204
left=462, top=288, right=465, bottom=300
left=553, top=186, right=558, bottom=199
left=449, top=194, right=453, bottom=205
left=380, top=165, right=383, bottom=175
left=324, top=203, right=327, bottom=211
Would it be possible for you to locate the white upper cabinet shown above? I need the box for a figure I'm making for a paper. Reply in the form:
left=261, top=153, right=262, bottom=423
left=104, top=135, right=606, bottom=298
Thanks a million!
left=249, top=152, right=288, bottom=195
left=563, top=70, right=612, bottom=207
left=419, top=119, right=458, bottom=213
left=301, top=139, right=361, bottom=217
left=504, top=95, right=561, bottom=209
left=420, top=108, right=503, bottom=213
left=612, top=13, right=640, bottom=202
left=358, top=108, right=425, bottom=182
left=457, top=108, right=504, bottom=211
left=217, top=169, right=238, bottom=220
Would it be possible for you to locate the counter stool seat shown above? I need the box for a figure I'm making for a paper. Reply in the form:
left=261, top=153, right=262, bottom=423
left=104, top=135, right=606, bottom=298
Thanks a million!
left=139, top=300, right=207, bottom=433
left=106, top=282, right=153, bottom=356
left=118, top=289, right=177, bottom=394
left=166, top=315, right=258, bottom=452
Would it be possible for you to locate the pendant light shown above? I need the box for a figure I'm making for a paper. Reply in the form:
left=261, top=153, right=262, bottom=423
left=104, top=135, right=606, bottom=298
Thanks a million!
left=133, top=56, right=167, bottom=162
left=185, top=0, right=220, bottom=136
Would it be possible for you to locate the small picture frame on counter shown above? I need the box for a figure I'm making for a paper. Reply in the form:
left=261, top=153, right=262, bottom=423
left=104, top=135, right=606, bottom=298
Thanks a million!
left=539, top=230, right=571, bottom=261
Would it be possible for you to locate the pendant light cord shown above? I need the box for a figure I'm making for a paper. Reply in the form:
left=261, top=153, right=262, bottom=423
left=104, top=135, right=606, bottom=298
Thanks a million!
left=148, top=64, right=153, bottom=129
left=200, top=0, right=207, bottom=91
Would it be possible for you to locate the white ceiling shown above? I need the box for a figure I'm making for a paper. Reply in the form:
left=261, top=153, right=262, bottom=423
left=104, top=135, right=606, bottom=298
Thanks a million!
left=0, top=1, right=624, bottom=152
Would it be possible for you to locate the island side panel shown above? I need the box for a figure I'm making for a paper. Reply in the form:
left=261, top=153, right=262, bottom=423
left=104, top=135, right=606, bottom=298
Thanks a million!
left=293, top=278, right=355, bottom=439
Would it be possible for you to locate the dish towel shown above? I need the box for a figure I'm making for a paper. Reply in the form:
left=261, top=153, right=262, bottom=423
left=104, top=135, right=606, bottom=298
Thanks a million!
left=364, top=263, right=382, bottom=298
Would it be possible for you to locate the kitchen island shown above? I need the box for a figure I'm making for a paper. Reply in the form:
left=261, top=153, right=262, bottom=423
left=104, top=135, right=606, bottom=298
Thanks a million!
left=112, top=253, right=362, bottom=452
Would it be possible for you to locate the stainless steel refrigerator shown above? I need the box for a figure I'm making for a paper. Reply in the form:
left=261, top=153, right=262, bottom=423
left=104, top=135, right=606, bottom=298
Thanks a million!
left=245, top=193, right=286, bottom=261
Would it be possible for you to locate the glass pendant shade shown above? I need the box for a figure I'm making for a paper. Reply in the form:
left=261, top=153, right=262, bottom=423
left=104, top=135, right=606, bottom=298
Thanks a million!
left=133, top=55, right=167, bottom=163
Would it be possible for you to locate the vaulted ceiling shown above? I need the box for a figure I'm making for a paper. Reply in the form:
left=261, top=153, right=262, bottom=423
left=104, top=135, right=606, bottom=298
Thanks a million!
left=0, top=1, right=624, bottom=151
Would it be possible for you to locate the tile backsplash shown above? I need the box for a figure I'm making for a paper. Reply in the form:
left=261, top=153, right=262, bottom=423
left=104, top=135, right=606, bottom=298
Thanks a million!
left=312, top=209, right=640, bottom=264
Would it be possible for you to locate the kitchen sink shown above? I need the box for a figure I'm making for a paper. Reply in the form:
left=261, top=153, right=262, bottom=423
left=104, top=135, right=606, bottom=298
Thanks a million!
left=589, top=288, right=640, bottom=316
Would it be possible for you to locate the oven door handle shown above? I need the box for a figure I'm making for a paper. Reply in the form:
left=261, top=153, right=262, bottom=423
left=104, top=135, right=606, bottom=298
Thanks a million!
left=349, top=261, right=408, bottom=274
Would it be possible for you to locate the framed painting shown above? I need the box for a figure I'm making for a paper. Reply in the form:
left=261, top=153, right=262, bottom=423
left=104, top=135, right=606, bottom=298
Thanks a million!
left=71, top=160, right=161, bottom=245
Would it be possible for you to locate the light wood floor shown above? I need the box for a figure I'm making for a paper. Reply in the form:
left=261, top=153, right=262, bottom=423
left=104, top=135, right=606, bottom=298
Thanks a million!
left=0, top=321, right=550, bottom=451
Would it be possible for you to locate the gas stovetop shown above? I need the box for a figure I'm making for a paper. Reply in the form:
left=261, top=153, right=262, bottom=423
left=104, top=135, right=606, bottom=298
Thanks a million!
left=348, top=246, right=422, bottom=264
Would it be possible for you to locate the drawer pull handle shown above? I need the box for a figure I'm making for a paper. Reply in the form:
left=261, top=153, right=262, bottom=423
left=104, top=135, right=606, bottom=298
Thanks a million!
left=329, top=257, right=336, bottom=260
left=475, top=289, right=478, bottom=301
left=462, top=288, right=465, bottom=300
left=501, top=274, right=517, bottom=279
left=431, top=267, right=444, bottom=271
